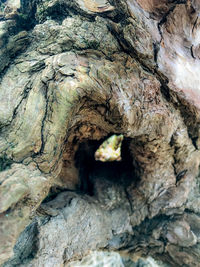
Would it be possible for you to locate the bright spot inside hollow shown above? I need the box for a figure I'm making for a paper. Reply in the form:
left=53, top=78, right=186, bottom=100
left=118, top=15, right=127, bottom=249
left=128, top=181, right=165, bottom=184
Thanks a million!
left=95, top=134, right=124, bottom=162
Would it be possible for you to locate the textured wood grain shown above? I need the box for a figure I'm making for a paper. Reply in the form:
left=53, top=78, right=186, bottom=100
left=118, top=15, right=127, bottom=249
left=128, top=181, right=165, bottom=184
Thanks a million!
left=0, top=0, right=200, bottom=266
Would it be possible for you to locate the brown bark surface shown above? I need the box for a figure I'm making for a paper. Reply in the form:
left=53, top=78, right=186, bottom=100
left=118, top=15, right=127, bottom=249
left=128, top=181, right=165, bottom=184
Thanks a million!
left=0, top=0, right=200, bottom=266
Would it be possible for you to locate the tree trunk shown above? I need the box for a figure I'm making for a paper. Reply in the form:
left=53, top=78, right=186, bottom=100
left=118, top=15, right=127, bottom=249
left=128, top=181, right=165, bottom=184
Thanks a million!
left=0, top=0, right=200, bottom=266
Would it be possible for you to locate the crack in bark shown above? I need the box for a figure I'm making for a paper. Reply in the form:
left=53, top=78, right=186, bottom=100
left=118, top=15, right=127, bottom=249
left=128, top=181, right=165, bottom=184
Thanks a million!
left=34, top=82, right=49, bottom=157
left=124, top=187, right=133, bottom=213
left=106, top=21, right=155, bottom=75
left=192, top=14, right=199, bottom=33
left=190, top=44, right=196, bottom=59
left=157, top=0, right=187, bottom=40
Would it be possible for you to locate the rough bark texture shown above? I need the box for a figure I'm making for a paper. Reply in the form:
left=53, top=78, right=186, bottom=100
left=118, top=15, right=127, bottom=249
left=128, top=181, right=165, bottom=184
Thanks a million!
left=0, top=0, right=200, bottom=266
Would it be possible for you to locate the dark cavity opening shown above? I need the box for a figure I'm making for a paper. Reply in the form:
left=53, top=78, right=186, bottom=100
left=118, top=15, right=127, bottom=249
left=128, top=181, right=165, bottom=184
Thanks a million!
left=74, top=135, right=136, bottom=197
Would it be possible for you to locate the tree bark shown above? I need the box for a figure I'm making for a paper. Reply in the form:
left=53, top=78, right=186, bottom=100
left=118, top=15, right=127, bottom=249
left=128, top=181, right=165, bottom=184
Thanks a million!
left=0, top=0, right=200, bottom=266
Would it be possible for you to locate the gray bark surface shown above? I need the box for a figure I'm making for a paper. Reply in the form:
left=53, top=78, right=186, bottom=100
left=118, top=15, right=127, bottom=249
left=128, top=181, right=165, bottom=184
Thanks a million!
left=0, top=0, right=200, bottom=266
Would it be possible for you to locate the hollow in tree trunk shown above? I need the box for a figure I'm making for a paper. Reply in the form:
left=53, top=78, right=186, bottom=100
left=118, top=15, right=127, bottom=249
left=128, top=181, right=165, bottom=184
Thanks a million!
left=0, top=0, right=200, bottom=266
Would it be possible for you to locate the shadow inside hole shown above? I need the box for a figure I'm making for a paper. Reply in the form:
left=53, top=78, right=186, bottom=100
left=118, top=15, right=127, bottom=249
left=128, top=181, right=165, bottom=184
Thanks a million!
left=74, top=136, right=137, bottom=197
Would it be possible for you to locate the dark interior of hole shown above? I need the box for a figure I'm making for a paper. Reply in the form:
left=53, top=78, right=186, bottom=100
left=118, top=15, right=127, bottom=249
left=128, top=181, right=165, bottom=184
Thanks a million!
left=74, top=136, right=136, bottom=196
left=42, top=186, right=67, bottom=203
